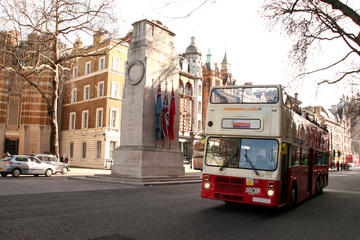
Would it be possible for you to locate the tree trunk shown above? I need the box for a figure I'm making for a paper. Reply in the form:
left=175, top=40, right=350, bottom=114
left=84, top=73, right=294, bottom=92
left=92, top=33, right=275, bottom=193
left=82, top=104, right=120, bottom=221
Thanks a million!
left=49, top=72, right=59, bottom=157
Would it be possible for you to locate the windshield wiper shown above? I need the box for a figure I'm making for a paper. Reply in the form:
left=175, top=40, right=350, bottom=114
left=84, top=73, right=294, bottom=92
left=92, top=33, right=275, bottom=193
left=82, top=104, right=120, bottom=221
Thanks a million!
left=219, top=160, right=229, bottom=171
left=219, top=154, right=238, bottom=171
left=244, top=151, right=260, bottom=176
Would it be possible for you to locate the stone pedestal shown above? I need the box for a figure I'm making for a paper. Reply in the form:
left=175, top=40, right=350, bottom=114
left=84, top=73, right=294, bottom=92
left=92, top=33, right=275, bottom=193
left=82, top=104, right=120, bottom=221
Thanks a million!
left=112, top=19, right=184, bottom=178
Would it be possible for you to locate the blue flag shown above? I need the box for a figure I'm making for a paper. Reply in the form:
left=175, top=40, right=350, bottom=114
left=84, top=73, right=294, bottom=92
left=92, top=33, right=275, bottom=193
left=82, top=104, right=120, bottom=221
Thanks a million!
left=155, top=85, right=162, bottom=139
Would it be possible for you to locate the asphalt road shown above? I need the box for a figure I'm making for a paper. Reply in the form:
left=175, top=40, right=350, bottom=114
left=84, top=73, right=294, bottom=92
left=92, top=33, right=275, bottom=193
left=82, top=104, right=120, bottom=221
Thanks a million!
left=1, top=169, right=360, bottom=240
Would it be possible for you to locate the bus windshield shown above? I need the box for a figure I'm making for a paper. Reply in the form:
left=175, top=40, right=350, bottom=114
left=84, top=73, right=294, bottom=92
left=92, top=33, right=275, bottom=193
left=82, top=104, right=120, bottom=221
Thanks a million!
left=210, top=87, right=279, bottom=104
left=205, top=137, right=279, bottom=171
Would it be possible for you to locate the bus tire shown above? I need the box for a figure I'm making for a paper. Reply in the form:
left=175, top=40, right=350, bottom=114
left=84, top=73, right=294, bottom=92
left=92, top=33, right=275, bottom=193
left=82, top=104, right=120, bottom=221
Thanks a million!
left=290, top=184, right=297, bottom=207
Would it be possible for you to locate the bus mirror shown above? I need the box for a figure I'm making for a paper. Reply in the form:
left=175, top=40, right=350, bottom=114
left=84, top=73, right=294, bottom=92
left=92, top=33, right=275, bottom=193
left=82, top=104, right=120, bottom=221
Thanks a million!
left=280, top=143, right=288, bottom=155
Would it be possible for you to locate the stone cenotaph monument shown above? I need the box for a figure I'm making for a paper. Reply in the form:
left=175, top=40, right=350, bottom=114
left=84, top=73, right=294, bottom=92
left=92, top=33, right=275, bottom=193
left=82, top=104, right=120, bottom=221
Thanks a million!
left=112, top=19, right=184, bottom=179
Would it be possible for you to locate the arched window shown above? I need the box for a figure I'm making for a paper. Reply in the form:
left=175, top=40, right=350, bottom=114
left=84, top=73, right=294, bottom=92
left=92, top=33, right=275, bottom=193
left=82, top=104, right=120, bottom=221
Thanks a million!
left=185, top=82, right=192, bottom=96
left=179, top=80, right=184, bottom=94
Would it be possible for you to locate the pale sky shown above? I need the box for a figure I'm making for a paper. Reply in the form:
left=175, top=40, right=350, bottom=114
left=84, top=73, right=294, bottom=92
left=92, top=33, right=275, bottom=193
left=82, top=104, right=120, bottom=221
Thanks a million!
left=113, top=0, right=360, bottom=109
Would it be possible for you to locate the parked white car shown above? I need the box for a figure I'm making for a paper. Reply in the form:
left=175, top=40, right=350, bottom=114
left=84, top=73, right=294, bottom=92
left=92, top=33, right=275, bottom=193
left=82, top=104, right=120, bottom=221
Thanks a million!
left=32, top=154, right=70, bottom=175
left=0, top=155, right=57, bottom=177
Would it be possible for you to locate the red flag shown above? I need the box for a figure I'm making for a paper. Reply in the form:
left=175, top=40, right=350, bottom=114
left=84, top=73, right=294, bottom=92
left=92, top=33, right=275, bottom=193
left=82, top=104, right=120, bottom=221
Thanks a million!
left=169, top=87, right=175, bottom=141
left=162, top=91, right=169, bottom=138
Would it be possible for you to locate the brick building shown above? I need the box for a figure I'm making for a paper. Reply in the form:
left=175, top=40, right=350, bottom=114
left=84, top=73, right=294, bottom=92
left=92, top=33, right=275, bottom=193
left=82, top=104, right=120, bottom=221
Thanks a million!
left=60, top=33, right=129, bottom=168
left=0, top=31, right=55, bottom=155
left=201, top=49, right=235, bottom=130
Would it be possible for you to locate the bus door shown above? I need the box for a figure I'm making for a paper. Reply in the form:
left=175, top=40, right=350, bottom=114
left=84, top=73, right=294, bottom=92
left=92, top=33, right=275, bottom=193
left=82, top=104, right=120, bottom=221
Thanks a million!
left=280, top=143, right=290, bottom=203
left=307, top=149, right=314, bottom=194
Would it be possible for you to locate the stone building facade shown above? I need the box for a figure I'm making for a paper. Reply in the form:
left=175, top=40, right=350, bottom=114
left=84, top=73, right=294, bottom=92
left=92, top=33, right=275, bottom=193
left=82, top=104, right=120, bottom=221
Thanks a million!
left=178, top=37, right=203, bottom=160
left=60, top=33, right=129, bottom=168
left=306, top=105, right=352, bottom=165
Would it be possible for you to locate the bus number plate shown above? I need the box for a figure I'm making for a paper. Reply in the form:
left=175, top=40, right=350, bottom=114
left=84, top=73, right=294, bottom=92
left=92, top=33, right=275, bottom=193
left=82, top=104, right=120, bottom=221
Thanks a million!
left=245, top=187, right=260, bottom=195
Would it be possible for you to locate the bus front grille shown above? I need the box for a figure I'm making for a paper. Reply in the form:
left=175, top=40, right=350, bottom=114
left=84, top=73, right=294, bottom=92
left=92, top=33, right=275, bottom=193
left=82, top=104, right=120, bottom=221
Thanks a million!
left=214, top=193, right=243, bottom=202
left=214, top=176, right=245, bottom=193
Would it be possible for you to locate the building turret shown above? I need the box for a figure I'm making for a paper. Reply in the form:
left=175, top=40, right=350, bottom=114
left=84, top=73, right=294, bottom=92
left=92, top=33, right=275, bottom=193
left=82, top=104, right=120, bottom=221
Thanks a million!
left=205, top=49, right=212, bottom=70
left=220, top=51, right=234, bottom=85
left=184, top=36, right=202, bottom=77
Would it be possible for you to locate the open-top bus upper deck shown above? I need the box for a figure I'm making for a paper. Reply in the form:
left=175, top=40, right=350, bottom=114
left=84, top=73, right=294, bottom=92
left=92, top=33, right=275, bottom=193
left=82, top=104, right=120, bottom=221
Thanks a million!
left=205, top=84, right=328, bottom=152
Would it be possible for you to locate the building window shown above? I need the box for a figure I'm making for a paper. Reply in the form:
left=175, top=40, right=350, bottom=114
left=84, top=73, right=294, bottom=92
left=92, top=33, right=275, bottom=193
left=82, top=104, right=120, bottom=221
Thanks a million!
left=179, top=80, right=184, bottom=94
left=198, top=120, right=201, bottom=132
left=112, top=56, right=120, bottom=72
left=111, top=81, right=120, bottom=98
left=85, top=61, right=91, bottom=75
left=110, top=141, right=116, bottom=159
left=96, top=141, right=101, bottom=159
left=71, top=88, right=77, bottom=103
left=82, top=142, right=87, bottom=158
left=185, top=82, right=193, bottom=96
left=110, top=108, right=118, bottom=128
left=73, top=66, right=78, bottom=78
left=69, top=142, right=74, bottom=158
left=186, top=116, right=191, bottom=131
left=84, top=85, right=90, bottom=100
left=69, top=112, right=76, bottom=130
left=82, top=110, right=89, bottom=129
left=198, top=101, right=202, bottom=114
left=96, top=108, right=103, bottom=128
left=99, top=57, right=105, bottom=71
left=198, top=85, right=202, bottom=95
left=184, top=99, right=191, bottom=113
left=98, top=81, right=104, bottom=97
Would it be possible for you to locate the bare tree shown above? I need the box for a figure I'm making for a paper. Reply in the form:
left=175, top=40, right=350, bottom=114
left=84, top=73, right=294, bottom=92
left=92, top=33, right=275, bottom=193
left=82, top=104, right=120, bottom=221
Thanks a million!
left=262, top=0, right=360, bottom=85
left=0, top=0, right=117, bottom=156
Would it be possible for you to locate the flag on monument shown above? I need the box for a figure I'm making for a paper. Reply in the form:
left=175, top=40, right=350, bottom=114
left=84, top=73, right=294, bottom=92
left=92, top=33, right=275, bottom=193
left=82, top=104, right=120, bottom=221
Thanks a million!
left=162, top=91, right=169, bottom=138
left=169, top=87, right=175, bottom=141
left=155, top=84, right=162, bottom=139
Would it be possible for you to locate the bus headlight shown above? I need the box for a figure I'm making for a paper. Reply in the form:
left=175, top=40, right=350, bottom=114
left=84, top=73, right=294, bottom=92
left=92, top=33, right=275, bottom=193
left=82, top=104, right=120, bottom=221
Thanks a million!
left=267, top=189, right=274, bottom=197
left=203, top=175, right=211, bottom=190
left=204, top=182, right=211, bottom=190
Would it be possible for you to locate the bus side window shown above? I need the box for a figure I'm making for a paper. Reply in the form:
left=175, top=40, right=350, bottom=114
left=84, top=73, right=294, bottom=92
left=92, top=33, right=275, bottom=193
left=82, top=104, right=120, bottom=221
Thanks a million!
left=291, top=146, right=300, bottom=166
left=302, top=148, right=309, bottom=165
left=316, top=152, right=322, bottom=165
left=324, top=152, right=329, bottom=165
left=321, top=152, right=328, bottom=165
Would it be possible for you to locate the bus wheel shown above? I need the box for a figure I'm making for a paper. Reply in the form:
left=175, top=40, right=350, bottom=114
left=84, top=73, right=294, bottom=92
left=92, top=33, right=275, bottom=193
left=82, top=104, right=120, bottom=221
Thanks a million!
left=290, top=184, right=297, bottom=207
left=316, top=178, right=323, bottom=194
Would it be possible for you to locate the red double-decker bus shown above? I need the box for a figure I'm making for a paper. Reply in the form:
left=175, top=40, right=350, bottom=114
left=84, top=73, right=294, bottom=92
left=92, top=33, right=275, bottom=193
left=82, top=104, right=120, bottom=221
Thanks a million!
left=201, top=85, right=329, bottom=207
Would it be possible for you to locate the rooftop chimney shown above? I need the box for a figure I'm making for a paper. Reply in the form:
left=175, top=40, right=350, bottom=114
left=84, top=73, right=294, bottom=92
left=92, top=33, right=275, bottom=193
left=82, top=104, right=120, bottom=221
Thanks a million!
left=74, top=38, right=83, bottom=49
left=93, top=30, right=105, bottom=45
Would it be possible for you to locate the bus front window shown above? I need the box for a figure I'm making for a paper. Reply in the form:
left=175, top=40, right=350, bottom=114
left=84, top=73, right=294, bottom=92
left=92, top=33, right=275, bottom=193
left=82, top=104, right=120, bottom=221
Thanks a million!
left=210, top=87, right=279, bottom=104
left=206, top=137, right=279, bottom=171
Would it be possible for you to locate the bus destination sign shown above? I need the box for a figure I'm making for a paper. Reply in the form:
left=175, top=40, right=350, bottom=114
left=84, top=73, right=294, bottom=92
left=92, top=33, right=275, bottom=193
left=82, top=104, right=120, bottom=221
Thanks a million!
left=222, top=119, right=261, bottom=129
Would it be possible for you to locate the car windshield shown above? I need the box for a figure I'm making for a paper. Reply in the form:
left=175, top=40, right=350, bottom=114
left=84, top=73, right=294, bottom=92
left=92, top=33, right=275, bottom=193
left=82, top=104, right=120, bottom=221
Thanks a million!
left=205, top=137, right=279, bottom=171
left=210, top=87, right=279, bottom=104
